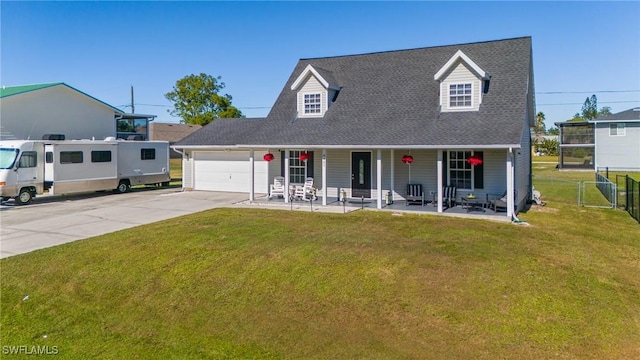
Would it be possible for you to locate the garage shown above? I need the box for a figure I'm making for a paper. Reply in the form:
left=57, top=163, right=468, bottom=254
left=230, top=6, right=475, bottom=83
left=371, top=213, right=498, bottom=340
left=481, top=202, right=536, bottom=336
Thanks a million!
left=193, top=151, right=268, bottom=193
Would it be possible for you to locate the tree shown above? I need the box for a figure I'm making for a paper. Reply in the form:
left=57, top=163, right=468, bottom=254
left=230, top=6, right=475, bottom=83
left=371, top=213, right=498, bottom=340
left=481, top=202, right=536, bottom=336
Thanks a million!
left=538, top=138, right=559, bottom=156
left=597, top=106, right=612, bottom=118
left=580, top=94, right=598, bottom=120
left=568, top=113, right=586, bottom=122
left=547, top=127, right=559, bottom=135
left=165, top=73, right=243, bottom=125
left=535, top=112, right=546, bottom=134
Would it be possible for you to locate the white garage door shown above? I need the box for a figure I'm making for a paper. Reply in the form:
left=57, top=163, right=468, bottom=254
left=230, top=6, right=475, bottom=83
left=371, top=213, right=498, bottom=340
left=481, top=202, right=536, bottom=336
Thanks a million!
left=193, top=151, right=268, bottom=193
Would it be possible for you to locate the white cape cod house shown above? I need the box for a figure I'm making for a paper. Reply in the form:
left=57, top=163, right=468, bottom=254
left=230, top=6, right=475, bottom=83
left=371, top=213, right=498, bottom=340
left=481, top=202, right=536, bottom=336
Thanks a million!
left=173, top=37, right=536, bottom=219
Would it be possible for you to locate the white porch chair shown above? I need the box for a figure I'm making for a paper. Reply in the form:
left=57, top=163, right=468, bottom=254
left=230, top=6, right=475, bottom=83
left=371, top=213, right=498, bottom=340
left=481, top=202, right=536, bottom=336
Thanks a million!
left=269, top=176, right=285, bottom=199
left=295, top=177, right=316, bottom=201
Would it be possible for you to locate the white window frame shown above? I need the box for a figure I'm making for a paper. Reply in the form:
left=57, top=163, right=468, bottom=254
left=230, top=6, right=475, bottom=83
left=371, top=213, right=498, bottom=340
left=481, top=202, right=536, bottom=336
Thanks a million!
left=448, top=151, right=473, bottom=190
left=609, top=123, right=625, bottom=136
left=303, top=93, right=322, bottom=115
left=449, top=83, right=473, bottom=108
left=289, top=150, right=307, bottom=184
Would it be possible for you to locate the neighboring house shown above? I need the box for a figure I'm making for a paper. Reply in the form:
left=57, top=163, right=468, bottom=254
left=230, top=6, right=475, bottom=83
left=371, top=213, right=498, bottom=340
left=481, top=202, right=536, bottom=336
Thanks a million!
left=0, top=82, right=156, bottom=141
left=174, top=36, right=536, bottom=218
left=555, top=108, right=640, bottom=171
left=149, top=123, right=202, bottom=158
left=590, top=108, right=640, bottom=171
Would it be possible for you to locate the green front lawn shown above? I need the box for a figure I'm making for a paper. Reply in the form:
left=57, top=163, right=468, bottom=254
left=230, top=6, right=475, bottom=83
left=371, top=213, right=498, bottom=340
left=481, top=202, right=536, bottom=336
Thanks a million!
left=1, top=161, right=639, bottom=359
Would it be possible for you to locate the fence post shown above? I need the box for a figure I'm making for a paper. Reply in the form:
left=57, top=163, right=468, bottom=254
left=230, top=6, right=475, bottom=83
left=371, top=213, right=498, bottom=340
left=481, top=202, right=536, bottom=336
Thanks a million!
left=606, top=167, right=609, bottom=179
left=577, top=181, right=581, bottom=206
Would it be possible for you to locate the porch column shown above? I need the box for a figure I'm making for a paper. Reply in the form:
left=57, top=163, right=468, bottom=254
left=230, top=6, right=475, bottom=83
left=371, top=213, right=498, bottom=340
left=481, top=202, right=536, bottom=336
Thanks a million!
left=249, top=149, right=255, bottom=202
left=390, top=149, right=395, bottom=202
left=284, top=150, right=290, bottom=204
left=322, top=149, right=327, bottom=206
left=377, top=149, right=382, bottom=209
left=437, top=150, right=443, bottom=213
left=506, top=148, right=514, bottom=219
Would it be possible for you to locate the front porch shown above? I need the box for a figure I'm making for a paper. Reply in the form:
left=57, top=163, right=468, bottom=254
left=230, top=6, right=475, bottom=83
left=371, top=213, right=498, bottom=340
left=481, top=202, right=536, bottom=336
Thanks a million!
left=252, top=148, right=519, bottom=220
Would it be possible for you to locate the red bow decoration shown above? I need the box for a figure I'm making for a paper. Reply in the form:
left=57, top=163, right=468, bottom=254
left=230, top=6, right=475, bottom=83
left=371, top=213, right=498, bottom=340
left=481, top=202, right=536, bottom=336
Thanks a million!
left=467, top=154, right=483, bottom=166
left=299, top=152, right=311, bottom=162
left=401, top=155, right=414, bottom=164
left=263, top=153, right=275, bottom=162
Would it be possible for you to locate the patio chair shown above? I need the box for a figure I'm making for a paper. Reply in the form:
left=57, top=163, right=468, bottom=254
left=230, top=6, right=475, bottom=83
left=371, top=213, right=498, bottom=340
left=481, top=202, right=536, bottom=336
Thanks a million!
left=405, top=183, right=425, bottom=206
left=489, top=191, right=508, bottom=212
left=295, top=177, right=317, bottom=201
left=443, top=186, right=457, bottom=209
left=268, top=176, right=285, bottom=199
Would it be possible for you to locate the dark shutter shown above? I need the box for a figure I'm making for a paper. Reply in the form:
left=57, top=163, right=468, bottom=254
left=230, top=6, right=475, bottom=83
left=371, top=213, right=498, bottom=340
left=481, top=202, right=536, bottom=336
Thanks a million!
left=473, top=151, right=484, bottom=189
left=280, top=151, right=285, bottom=177
left=306, top=151, right=314, bottom=178
left=442, top=151, right=448, bottom=186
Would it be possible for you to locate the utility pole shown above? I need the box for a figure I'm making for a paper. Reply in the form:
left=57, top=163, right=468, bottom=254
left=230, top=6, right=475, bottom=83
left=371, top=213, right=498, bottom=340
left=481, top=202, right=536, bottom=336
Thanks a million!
left=130, top=85, right=135, bottom=114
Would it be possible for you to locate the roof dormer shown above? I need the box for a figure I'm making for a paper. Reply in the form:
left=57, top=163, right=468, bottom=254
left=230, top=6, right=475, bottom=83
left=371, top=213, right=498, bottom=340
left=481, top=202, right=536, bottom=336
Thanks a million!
left=434, top=50, right=491, bottom=112
left=291, top=64, right=340, bottom=118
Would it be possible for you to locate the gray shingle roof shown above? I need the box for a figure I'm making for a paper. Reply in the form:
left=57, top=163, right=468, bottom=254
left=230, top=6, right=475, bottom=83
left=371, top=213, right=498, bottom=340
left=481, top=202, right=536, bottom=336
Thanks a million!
left=175, top=36, right=533, bottom=149
left=591, top=108, right=640, bottom=122
left=176, top=118, right=265, bottom=146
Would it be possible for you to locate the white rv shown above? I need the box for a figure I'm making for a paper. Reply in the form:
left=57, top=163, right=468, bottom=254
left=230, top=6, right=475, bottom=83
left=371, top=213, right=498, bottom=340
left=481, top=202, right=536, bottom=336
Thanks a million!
left=0, top=139, right=170, bottom=205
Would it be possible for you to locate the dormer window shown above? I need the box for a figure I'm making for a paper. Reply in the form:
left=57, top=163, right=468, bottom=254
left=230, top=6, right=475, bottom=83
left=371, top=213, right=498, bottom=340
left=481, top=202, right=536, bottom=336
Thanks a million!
left=449, top=83, right=472, bottom=108
left=304, top=93, right=322, bottom=114
left=291, top=64, right=340, bottom=118
left=435, top=50, right=490, bottom=113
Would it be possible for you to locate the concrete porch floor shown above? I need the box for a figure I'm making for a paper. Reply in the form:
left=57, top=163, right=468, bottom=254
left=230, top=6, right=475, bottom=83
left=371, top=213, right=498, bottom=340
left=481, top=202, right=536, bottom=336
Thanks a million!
left=235, top=195, right=512, bottom=223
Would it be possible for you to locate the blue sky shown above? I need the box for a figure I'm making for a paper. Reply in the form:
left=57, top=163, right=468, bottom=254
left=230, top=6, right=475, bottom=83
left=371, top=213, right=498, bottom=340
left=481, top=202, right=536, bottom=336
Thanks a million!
left=2, top=1, right=639, bottom=129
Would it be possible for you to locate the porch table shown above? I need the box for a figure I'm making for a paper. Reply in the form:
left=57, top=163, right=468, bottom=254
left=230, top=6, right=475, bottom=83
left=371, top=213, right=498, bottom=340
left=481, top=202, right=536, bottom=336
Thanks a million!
left=461, top=196, right=486, bottom=213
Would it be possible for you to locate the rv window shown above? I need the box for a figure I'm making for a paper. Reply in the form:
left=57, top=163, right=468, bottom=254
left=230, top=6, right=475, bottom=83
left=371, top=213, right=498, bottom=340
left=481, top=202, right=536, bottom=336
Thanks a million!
left=141, top=148, right=155, bottom=160
left=91, top=150, right=112, bottom=163
left=45, top=152, right=53, bottom=163
left=60, top=151, right=83, bottom=164
left=18, top=151, right=37, bottom=168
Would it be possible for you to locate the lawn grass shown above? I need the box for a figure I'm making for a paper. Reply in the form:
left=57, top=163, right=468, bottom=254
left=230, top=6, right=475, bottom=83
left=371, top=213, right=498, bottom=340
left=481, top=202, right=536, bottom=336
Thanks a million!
left=1, top=163, right=640, bottom=359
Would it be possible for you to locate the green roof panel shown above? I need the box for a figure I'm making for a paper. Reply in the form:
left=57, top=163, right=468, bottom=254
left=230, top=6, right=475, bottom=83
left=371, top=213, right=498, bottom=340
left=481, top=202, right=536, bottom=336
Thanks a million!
left=0, top=82, right=63, bottom=98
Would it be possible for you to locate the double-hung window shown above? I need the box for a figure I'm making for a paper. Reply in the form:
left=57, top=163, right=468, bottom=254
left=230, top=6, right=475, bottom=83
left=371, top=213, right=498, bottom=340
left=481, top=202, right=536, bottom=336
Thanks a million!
left=449, top=151, right=473, bottom=189
left=289, top=150, right=307, bottom=184
left=449, top=83, right=472, bottom=108
left=609, top=123, right=625, bottom=136
left=304, top=93, right=321, bottom=114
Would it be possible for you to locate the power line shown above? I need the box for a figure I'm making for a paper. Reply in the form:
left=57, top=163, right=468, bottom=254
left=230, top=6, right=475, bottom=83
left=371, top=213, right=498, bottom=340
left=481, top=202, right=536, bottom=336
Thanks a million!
left=538, top=100, right=640, bottom=106
left=536, top=90, right=640, bottom=94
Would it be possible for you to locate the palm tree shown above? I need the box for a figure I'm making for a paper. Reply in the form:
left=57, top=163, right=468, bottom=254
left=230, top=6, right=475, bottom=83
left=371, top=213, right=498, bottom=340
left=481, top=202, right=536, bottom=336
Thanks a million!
left=535, top=112, right=546, bottom=134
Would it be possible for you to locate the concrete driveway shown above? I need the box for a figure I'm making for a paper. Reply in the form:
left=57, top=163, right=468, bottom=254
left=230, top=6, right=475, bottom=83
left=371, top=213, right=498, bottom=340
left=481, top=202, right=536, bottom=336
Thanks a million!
left=0, top=188, right=248, bottom=259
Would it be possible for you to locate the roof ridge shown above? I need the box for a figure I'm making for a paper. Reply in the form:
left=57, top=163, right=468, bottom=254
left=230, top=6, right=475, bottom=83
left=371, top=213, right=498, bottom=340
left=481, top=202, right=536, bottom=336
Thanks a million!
left=299, top=36, right=531, bottom=61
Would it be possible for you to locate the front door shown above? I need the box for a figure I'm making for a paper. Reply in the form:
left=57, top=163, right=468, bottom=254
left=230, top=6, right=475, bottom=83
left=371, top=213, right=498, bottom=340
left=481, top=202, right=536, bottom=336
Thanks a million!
left=351, top=152, right=371, bottom=198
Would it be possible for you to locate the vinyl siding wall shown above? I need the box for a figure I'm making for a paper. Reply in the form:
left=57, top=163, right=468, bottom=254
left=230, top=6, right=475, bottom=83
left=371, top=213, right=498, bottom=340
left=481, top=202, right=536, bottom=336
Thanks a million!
left=515, top=122, right=532, bottom=211
left=297, top=76, right=327, bottom=117
left=440, top=62, right=482, bottom=112
left=182, top=152, right=194, bottom=190
left=595, top=122, right=640, bottom=170
left=267, top=149, right=508, bottom=202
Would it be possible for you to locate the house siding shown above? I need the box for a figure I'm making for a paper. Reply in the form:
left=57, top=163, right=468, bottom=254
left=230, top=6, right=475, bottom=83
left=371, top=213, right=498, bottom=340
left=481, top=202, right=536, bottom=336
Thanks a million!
left=0, top=86, right=116, bottom=140
left=297, top=76, right=327, bottom=118
left=440, top=62, right=482, bottom=112
left=594, top=122, right=640, bottom=170
left=182, top=152, right=194, bottom=190
left=267, top=149, right=509, bottom=203
left=515, top=121, right=532, bottom=210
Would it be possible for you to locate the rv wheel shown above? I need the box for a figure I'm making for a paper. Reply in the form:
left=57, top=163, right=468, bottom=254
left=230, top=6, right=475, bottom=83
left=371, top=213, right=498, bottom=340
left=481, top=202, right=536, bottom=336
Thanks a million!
left=116, top=180, right=131, bottom=193
left=16, top=189, right=33, bottom=205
